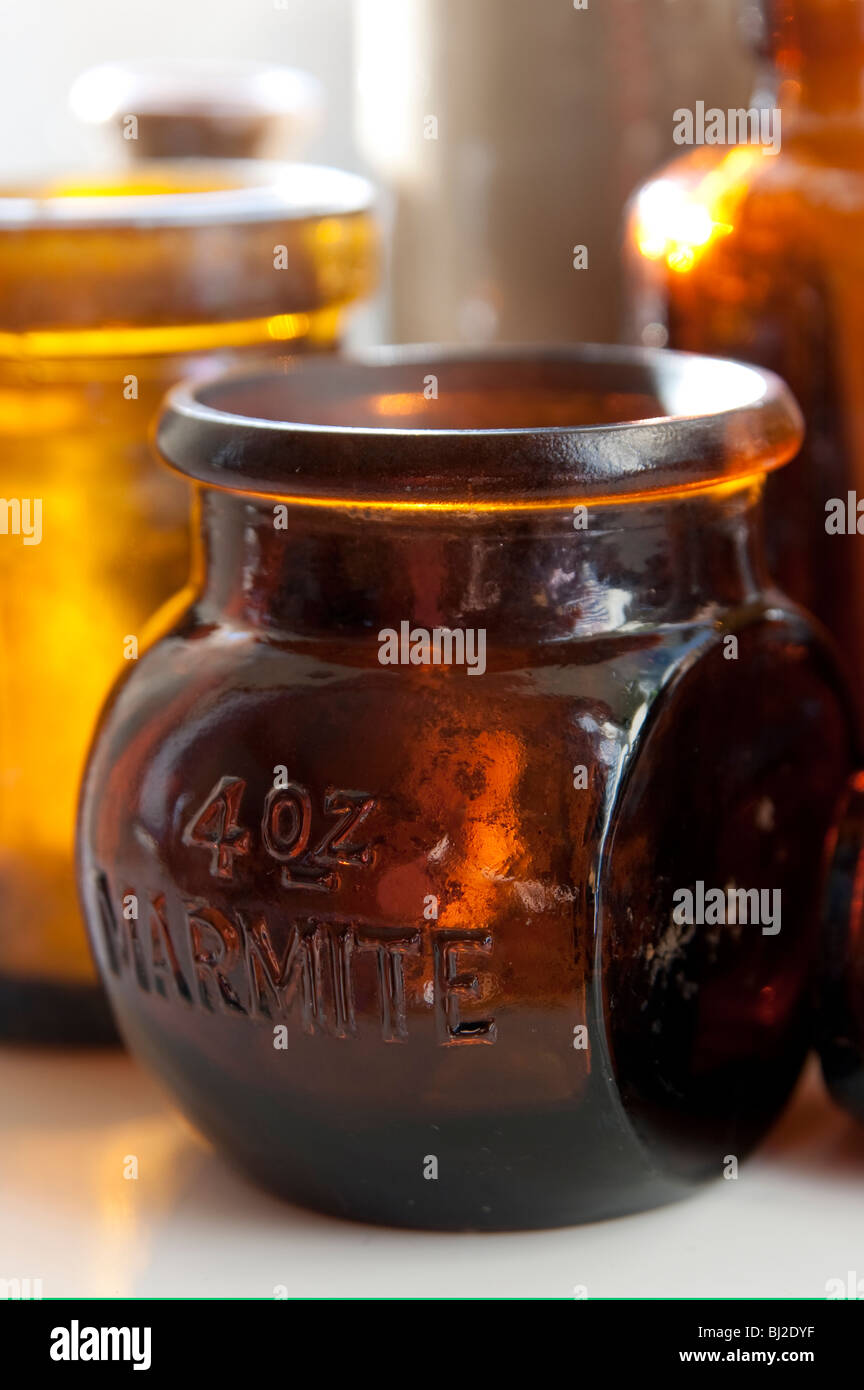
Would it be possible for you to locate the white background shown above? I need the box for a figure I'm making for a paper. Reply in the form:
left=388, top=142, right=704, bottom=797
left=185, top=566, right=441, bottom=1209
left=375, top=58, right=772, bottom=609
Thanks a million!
left=2, top=1049, right=862, bottom=1299
left=0, top=0, right=358, bottom=175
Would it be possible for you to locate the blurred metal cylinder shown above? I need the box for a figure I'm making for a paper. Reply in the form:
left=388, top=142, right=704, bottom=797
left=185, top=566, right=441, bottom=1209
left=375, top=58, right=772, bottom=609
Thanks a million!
left=355, top=0, right=753, bottom=344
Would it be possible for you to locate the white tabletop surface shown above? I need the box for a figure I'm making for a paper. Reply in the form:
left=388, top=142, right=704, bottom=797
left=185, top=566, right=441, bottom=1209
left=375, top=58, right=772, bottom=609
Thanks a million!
left=1, top=1046, right=861, bottom=1300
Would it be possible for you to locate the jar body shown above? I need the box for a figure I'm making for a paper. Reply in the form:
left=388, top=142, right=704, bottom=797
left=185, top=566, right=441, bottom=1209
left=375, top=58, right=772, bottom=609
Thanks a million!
left=79, top=486, right=854, bottom=1227
left=0, top=164, right=375, bottom=1041
left=0, top=356, right=189, bottom=1039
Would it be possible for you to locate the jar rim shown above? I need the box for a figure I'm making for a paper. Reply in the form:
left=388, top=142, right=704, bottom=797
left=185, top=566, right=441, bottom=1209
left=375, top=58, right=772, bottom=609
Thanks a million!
left=156, top=343, right=804, bottom=509
left=0, top=159, right=374, bottom=230
left=69, top=59, right=324, bottom=122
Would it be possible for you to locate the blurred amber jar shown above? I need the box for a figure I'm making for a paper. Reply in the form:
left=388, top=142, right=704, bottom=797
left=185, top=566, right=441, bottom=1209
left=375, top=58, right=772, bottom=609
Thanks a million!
left=79, top=346, right=854, bottom=1228
left=0, top=160, right=376, bottom=1042
left=626, top=0, right=864, bottom=698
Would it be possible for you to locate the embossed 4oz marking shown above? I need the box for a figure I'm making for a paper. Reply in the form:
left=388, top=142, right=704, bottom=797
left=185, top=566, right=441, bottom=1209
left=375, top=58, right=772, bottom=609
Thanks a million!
left=183, top=776, right=376, bottom=892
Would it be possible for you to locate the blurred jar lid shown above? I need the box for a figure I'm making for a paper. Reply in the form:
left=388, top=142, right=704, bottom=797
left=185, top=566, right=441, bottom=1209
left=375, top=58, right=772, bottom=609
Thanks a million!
left=0, top=159, right=377, bottom=345
left=69, top=59, right=325, bottom=160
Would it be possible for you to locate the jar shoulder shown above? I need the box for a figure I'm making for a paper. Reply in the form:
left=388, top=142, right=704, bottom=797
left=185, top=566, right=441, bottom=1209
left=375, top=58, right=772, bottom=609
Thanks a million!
left=630, top=136, right=864, bottom=282
left=81, top=600, right=854, bottom=823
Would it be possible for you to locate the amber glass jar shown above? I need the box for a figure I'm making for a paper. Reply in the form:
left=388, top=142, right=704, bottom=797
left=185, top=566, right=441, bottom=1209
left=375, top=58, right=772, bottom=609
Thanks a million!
left=626, top=0, right=864, bottom=697
left=69, top=60, right=325, bottom=161
left=0, top=160, right=375, bottom=1042
left=78, top=345, right=854, bottom=1229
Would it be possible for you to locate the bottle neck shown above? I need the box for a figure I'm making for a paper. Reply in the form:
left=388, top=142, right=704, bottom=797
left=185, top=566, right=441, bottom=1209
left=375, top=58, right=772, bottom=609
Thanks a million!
left=758, top=0, right=864, bottom=115
left=189, top=482, right=768, bottom=646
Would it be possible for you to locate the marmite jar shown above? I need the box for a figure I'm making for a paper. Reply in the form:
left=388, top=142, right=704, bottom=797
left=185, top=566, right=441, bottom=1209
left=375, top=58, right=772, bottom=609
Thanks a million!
left=78, top=346, right=854, bottom=1229
left=0, top=160, right=375, bottom=1042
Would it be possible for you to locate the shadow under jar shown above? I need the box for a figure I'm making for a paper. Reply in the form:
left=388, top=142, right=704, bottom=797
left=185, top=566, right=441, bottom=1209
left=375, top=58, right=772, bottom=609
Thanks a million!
left=78, top=345, right=855, bottom=1230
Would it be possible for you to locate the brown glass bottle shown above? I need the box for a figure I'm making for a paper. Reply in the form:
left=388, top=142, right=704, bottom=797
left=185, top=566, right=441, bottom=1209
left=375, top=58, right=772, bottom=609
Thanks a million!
left=78, top=346, right=854, bottom=1229
left=626, top=0, right=864, bottom=699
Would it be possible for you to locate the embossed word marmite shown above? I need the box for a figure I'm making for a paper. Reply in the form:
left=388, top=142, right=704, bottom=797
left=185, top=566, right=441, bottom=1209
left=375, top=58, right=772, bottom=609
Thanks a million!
left=78, top=346, right=855, bottom=1229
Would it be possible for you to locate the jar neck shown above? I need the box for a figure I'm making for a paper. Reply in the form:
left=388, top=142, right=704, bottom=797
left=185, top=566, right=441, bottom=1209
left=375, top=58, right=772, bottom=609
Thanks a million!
left=756, top=0, right=864, bottom=116
left=189, top=482, right=768, bottom=645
